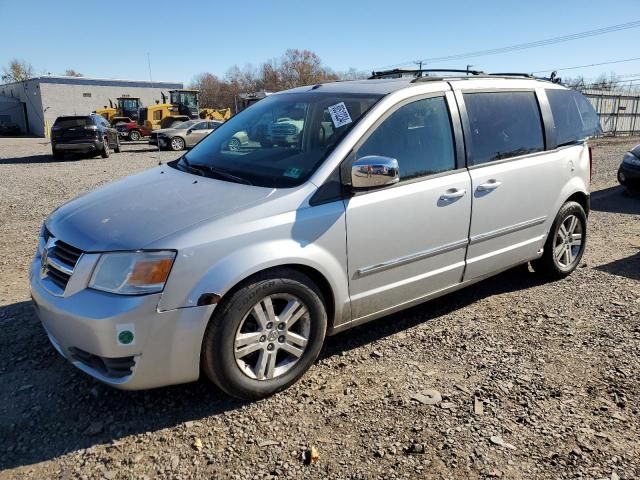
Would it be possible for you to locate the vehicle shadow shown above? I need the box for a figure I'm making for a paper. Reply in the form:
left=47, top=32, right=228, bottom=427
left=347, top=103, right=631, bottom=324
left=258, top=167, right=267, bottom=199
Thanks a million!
left=594, top=249, right=640, bottom=281
left=590, top=185, right=640, bottom=215
left=322, top=264, right=543, bottom=358
left=0, top=265, right=546, bottom=470
left=0, top=154, right=56, bottom=165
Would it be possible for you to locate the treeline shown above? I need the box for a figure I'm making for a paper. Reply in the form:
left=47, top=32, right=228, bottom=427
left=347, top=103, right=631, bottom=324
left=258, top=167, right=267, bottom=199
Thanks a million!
left=190, top=49, right=366, bottom=109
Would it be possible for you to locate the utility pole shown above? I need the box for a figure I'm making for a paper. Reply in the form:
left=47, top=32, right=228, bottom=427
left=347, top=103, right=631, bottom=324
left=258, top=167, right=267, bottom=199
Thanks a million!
left=466, top=64, right=474, bottom=76
left=416, top=60, right=424, bottom=78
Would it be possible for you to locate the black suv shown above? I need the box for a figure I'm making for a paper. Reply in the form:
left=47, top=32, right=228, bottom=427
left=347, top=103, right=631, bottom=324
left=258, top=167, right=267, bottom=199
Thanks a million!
left=51, top=115, right=120, bottom=160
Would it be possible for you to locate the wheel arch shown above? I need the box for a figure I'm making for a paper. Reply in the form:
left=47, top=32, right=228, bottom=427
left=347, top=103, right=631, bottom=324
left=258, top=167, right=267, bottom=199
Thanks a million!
left=565, top=190, right=590, bottom=216
left=205, top=263, right=338, bottom=333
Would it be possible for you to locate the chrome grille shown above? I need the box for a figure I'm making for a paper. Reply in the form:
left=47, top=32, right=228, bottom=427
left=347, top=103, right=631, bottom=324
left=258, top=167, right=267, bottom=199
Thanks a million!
left=41, top=234, right=84, bottom=292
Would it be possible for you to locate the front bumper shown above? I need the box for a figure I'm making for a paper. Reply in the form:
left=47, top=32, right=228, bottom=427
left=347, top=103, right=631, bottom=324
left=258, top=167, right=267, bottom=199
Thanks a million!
left=29, top=253, right=215, bottom=390
left=619, top=161, right=640, bottom=187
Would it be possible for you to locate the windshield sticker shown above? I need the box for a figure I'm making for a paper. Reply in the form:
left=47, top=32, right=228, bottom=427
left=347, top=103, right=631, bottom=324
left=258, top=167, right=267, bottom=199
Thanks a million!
left=283, top=167, right=303, bottom=179
left=328, top=102, right=353, bottom=128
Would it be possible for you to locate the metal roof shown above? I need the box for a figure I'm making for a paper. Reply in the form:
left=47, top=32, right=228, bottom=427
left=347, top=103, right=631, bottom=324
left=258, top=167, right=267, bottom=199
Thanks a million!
left=1, top=76, right=183, bottom=90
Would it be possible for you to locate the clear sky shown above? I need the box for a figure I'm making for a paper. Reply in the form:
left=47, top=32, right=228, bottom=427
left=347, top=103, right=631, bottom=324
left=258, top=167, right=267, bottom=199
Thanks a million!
left=2, top=0, right=639, bottom=85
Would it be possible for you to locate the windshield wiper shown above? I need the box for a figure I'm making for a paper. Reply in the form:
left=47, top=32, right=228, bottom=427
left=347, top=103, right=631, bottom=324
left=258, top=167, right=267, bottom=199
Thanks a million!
left=179, top=157, right=252, bottom=185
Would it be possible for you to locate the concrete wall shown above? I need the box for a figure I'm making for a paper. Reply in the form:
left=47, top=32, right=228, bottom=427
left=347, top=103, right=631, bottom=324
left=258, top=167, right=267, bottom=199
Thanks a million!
left=0, top=77, right=183, bottom=137
left=0, top=79, right=45, bottom=135
left=0, top=95, right=27, bottom=134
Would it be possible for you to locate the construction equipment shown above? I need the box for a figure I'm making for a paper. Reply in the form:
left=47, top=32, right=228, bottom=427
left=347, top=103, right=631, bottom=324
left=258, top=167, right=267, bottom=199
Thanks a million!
left=199, top=107, right=231, bottom=122
left=235, top=91, right=271, bottom=113
left=95, top=97, right=142, bottom=122
left=140, top=89, right=200, bottom=131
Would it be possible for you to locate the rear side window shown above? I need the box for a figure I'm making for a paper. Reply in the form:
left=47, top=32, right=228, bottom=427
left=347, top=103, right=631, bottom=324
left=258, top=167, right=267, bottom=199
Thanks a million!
left=464, top=92, right=544, bottom=165
left=54, top=117, right=92, bottom=128
left=356, top=96, right=456, bottom=181
left=546, top=89, right=601, bottom=146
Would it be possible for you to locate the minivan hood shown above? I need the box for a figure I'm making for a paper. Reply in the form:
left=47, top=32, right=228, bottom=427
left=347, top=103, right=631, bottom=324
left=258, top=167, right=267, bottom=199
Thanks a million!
left=46, top=166, right=275, bottom=251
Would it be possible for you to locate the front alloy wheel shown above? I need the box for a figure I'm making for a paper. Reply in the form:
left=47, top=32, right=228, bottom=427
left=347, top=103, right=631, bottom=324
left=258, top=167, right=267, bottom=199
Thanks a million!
left=234, top=294, right=310, bottom=380
left=170, top=136, right=185, bottom=151
left=201, top=269, right=327, bottom=400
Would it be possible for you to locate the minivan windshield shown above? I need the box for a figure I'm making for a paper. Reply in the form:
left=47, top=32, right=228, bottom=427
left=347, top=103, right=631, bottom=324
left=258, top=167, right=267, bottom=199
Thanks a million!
left=174, top=92, right=382, bottom=187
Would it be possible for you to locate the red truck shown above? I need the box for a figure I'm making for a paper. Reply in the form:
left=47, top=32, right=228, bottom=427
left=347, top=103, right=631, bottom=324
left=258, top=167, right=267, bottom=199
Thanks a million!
left=114, top=121, right=152, bottom=141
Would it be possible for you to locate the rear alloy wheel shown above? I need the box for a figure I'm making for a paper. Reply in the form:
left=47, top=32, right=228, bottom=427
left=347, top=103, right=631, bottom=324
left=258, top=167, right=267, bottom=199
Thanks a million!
left=129, top=130, right=141, bottom=141
left=201, top=269, right=327, bottom=399
left=170, top=136, right=185, bottom=151
left=100, top=138, right=110, bottom=158
left=531, top=201, right=586, bottom=279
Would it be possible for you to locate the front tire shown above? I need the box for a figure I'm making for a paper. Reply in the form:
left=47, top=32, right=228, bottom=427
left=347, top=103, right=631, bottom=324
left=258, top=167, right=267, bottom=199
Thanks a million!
left=201, top=269, right=327, bottom=400
left=129, top=130, right=141, bottom=141
left=531, top=201, right=587, bottom=279
left=169, top=136, right=185, bottom=151
left=114, top=137, right=121, bottom=153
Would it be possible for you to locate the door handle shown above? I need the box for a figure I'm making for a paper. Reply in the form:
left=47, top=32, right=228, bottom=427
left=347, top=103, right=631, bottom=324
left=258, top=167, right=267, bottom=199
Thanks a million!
left=477, top=179, right=502, bottom=192
left=440, top=188, right=467, bottom=201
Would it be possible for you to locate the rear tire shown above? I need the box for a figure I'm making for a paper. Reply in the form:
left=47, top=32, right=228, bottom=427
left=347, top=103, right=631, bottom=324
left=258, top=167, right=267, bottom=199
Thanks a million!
left=201, top=269, right=327, bottom=400
left=114, top=137, right=121, bottom=153
left=129, top=130, right=141, bottom=141
left=531, top=201, right=586, bottom=280
left=100, top=138, right=110, bottom=158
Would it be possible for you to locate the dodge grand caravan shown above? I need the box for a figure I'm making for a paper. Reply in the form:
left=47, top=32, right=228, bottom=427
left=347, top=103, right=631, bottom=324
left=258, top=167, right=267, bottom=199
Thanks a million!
left=31, top=71, right=601, bottom=399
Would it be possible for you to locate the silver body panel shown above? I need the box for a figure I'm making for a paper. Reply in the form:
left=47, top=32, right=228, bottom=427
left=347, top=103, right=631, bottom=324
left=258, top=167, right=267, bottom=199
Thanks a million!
left=30, top=76, right=591, bottom=389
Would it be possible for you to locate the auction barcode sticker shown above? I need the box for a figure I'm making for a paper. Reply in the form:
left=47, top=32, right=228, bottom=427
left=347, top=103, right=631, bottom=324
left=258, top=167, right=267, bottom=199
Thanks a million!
left=327, top=102, right=353, bottom=128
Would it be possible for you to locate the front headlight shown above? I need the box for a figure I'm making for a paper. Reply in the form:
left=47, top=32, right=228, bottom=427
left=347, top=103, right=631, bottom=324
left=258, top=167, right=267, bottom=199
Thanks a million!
left=89, top=251, right=176, bottom=295
left=623, top=152, right=640, bottom=167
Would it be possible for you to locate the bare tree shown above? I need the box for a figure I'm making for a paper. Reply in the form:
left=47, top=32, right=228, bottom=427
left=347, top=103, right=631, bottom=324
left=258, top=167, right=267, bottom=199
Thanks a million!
left=1, top=59, right=35, bottom=83
left=64, top=69, right=83, bottom=77
left=278, top=49, right=337, bottom=89
left=190, top=72, right=227, bottom=107
left=188, top=49, right=340, bottom=107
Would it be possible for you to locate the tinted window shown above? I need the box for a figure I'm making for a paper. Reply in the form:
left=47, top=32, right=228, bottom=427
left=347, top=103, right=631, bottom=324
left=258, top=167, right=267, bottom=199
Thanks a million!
left=356, top=97, right=455, bottom=181
left=54, top=117, right=92, bottom=128
left=547, top=89, right=601, bottom=146
left=464, top=92, right=544, bottom=164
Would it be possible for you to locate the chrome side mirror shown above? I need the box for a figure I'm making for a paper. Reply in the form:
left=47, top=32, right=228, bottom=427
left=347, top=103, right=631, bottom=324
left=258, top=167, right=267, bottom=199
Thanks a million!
left=351, top=156, right=400, bottom=190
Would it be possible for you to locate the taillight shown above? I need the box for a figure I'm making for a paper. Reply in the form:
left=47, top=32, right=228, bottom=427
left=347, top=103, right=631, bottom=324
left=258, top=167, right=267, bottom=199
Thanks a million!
left=588, top=145, right=593, bottom=185
left=84, top=125, right=98, bottom=137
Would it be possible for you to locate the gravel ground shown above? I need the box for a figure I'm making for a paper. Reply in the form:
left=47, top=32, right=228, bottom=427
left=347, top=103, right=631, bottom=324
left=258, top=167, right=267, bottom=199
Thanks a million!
left=0, top=136, right=638, bottom=480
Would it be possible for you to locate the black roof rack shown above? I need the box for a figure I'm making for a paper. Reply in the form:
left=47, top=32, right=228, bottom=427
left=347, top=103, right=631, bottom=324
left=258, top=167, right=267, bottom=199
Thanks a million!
left=369, top=68, right=484, bottom=79
left=489, top=72, right=534, bottom=78
left=368, top=68, right=563, bottom=84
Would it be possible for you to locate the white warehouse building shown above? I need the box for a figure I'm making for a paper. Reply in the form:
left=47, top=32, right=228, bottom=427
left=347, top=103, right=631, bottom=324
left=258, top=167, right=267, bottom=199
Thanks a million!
left=0, top=76, right=183, bottom=137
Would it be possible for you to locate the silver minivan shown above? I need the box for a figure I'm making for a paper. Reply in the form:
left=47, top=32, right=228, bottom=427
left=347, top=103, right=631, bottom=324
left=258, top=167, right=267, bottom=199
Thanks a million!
left=30, top=72, right=601, bottom=399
